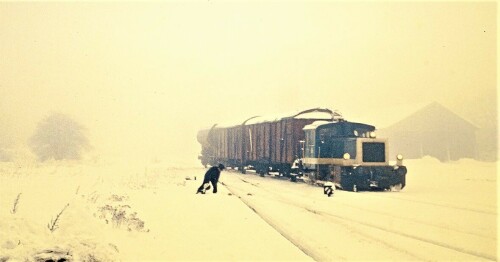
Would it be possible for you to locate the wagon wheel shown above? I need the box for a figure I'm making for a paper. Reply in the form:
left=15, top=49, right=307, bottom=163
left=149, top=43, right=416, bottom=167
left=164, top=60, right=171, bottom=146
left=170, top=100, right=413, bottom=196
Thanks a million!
left=282, top=167, right=291, bottom=178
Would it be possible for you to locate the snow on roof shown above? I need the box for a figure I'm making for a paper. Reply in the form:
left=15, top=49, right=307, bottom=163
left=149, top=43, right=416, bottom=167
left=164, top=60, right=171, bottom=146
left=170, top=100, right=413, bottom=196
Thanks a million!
left=303, top=120, right=334, bottom=130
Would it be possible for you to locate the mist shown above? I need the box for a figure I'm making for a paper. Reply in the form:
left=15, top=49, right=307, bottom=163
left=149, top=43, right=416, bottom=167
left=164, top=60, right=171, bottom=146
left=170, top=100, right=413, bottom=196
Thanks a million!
left=0, top=2, right=496, bottom=166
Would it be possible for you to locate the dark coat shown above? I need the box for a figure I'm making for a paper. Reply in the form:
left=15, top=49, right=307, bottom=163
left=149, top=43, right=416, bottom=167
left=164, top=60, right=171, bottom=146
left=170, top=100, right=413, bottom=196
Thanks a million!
left=197, top=166, right=221, bottom=194
left=203, top=166, right=221, bottom=183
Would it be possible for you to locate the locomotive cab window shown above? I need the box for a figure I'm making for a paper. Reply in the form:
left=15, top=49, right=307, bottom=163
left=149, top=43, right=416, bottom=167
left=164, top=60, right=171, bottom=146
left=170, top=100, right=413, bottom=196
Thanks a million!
left=362, top=142, right=385, bottom=162
left=305, top=130, right=315, bottom=158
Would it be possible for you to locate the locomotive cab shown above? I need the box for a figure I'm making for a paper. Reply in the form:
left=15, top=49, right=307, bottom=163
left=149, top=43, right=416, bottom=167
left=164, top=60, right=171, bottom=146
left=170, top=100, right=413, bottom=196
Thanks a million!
left=302, top=121, right=407, bottom=191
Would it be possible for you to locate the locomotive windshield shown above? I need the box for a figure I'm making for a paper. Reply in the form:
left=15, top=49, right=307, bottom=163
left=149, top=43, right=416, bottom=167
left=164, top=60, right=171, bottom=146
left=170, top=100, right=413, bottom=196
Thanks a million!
left=320, top=138, right=357, bottom=158
left=362, top=142, right=385, bottom=162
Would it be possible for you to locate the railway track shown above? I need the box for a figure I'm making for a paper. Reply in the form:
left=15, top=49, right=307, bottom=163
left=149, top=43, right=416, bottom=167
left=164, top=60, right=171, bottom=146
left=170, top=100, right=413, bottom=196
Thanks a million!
left=231, top=173, right=495, bottom=236
left=236, top=170, right=496, bottom=215
left=239, top=177, right=495, bottom=240
left=360, top=192, right=496, bottom=215
left=222, top=172, right=497, bottom=261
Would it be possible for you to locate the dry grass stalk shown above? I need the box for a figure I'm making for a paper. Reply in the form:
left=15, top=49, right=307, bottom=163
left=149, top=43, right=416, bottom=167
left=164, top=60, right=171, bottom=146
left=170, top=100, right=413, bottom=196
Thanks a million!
left=47, top=203, right=69, bottom=232
left=10, top=193, right=22, bottom=214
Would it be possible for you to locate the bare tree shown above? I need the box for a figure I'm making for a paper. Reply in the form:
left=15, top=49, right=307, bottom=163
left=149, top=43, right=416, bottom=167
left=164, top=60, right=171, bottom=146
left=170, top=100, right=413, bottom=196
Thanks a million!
left=29, top=113, right=90, bottom=161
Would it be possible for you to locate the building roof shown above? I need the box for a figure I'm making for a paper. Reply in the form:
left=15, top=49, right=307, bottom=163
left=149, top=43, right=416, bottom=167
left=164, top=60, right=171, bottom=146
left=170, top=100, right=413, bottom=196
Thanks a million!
left=381, top=102, right=478, bottom=133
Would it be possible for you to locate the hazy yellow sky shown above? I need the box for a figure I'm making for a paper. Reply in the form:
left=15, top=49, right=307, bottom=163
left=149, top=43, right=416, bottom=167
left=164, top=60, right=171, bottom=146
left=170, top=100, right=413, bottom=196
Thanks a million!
left=0, top=2, right=496, bottom=164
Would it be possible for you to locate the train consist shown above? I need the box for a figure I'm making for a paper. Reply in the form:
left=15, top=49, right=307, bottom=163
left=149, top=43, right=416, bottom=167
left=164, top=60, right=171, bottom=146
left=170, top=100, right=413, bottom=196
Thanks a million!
left=197, top=108, right=407, bottom=191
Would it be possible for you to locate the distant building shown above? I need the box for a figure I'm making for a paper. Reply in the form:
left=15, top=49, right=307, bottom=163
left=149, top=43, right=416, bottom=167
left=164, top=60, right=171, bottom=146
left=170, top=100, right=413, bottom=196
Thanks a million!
left=378, top=102, right=478, bottom=162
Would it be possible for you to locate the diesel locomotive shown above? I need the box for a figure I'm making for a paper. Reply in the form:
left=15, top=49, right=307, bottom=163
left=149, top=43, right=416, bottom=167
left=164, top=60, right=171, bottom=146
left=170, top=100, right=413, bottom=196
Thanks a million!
left=197, top=108, right=407, bottom=191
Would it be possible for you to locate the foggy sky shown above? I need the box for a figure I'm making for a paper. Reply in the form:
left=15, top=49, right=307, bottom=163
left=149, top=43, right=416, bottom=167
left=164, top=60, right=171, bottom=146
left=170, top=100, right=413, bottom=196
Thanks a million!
left=0, top=2, right=496, bottom=165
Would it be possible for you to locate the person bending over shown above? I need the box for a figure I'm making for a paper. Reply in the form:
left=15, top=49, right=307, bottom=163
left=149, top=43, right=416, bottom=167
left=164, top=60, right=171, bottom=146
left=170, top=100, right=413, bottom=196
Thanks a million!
left=196, top=163, right=225, bottom=194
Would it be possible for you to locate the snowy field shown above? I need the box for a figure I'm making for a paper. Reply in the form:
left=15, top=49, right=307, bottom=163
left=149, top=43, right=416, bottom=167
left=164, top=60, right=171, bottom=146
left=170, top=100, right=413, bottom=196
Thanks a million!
left=0, top=157, right=496, bottom=261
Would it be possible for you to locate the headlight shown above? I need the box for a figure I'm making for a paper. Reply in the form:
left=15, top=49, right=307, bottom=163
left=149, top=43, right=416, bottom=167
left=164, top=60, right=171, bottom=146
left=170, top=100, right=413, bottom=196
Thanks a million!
left=397, top=154, right=403, bottom=160
left=370, top=132, right=376, bottom=138
left=343, top=153, right=351, bottom=160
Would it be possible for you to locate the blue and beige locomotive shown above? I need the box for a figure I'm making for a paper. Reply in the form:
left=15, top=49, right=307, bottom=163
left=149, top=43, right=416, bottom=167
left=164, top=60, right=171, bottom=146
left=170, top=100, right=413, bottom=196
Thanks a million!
left=197, top=107, right=407, bottom=191
left=302, top=120, right=406, bottom=191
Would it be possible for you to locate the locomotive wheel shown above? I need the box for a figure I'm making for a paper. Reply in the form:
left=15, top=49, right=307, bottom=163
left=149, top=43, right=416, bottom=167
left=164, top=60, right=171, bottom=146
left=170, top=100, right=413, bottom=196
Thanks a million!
left=390, top=183, right=402, bottom=192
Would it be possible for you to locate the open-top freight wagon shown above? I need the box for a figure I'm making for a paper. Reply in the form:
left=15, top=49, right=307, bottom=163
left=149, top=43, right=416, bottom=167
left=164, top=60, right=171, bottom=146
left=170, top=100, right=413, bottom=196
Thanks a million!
left=197, top=108, right=407, bottom=191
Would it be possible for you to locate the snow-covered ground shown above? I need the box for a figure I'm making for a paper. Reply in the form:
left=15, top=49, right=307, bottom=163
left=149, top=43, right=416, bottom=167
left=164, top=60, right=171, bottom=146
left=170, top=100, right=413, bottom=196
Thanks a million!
left=0, top=157, right=496, bottom=261
left=223, top=157, right=497, bottom=261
